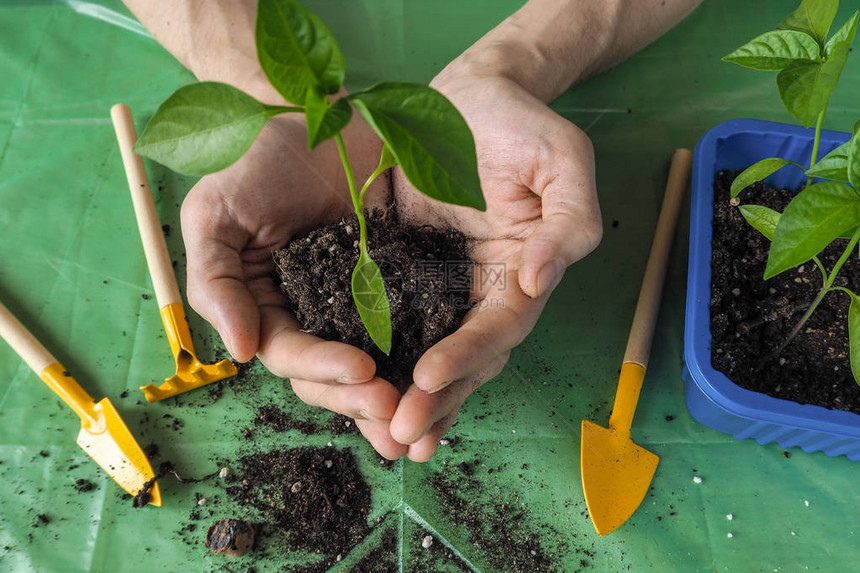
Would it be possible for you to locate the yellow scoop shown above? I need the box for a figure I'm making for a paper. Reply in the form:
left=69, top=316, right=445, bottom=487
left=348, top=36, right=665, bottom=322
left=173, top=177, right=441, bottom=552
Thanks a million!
left=0, top=300, right=161, bottom=506
left=581, top=149, right=691, bottom=536
left=111, top=103, right=237, bottom=402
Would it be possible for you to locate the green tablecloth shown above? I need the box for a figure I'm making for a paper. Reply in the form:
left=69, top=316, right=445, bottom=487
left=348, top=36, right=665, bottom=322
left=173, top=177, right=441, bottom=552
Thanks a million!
left=1, top=1, right=857, bottom=571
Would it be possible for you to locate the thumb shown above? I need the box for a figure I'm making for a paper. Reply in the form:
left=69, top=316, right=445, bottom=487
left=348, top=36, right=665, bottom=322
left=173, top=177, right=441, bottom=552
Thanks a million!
left=518, top=174, right=602, bottom=298
left=181, top=187, right=260, bottom=362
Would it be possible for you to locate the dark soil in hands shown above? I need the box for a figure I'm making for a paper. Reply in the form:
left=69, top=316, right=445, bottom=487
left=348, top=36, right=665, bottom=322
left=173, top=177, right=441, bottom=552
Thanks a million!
left=710, top=170, right=860, bottom=413
left=275, top=208, right=472, bottom=392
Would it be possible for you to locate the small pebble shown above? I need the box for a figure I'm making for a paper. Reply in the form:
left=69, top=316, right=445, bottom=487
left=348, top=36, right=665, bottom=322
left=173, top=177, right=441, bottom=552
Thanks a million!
left=439, top=439, right=450, bottom=446
left=197, top=498, right=208, bottom=506
left=324, top=460, right=333, bottom=469
left=327, top=297, right=334, bottom=304
left=345, top=420, right=351, bottom=428
left=218, top=467, right=230, bottom=479
left=336, top=554, right=343, bottom=562
left=726, top=513, right=733, bottom=521
left=731, top=288, right=741, bottom=296
left=206, top=518, right=255, bottom=557
left=291, top=482, right=302, bottom=493
left=727, top=532, right=733, bottom=538
left=804, top=500, right=810, bottom=507
left=421, top=535, right=433, bottom=549
left=327, top=441, right=333, bottom=447
left=693, top=476, right=703, bottom=484
left=345, top=225, right=353, bottom=235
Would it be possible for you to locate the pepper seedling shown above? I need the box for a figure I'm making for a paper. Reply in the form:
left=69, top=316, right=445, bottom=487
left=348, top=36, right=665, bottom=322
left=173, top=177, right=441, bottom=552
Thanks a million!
left=722, top=0, right=860, bottom=382
left=133, top=0, right=485, bottom=355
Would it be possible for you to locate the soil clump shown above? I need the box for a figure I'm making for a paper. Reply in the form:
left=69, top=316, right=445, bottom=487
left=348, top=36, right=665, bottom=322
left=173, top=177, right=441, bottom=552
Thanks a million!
left=275, top=209, right=472, bottom=392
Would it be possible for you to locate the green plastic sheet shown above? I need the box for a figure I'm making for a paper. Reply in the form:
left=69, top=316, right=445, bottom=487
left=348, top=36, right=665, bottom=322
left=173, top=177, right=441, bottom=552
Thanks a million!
left=1, top=1, right=858, bottom=571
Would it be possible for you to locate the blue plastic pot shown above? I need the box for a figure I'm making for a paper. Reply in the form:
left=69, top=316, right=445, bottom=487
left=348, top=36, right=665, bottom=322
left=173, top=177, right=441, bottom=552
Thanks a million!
left=683, top=118, right=860, bottom=460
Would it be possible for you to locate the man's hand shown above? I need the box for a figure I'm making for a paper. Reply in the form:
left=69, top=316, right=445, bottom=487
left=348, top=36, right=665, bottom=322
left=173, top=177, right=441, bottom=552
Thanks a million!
left=376, top=74, right=602, bottom=461
left=180, top=115, right=411, bottom=458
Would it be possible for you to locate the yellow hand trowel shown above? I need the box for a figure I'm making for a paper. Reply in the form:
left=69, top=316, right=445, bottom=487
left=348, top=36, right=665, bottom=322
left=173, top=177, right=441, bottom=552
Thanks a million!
left=111, top=103, right=237, bottom=402
left=581, top=149, right=692, bottom=536
left=0, top=299, right=161, bottom=506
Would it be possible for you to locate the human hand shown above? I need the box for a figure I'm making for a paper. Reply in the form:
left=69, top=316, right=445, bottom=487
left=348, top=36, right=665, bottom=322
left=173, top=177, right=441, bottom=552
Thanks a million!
left=180, top=113, right=415, bottom=456
left=378, top=73, right=602, bottom=461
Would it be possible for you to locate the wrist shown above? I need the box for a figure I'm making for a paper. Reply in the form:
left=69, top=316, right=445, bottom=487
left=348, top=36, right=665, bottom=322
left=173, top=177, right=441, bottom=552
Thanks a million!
left=433, top=0, right=620, bottom=103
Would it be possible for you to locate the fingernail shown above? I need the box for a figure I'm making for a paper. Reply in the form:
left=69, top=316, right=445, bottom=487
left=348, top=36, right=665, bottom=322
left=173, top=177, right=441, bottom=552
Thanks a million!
left=422, top=381, right=449, bottom=394
left=536, top=260, right=564, bottom=297
left=216, top=329, right=238, bottom=361
left=358, top=409, right=387, bottom=422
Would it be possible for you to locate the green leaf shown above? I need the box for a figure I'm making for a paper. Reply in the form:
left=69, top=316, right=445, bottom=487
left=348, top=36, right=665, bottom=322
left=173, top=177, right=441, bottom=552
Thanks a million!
left=849, top=132, right=860, bottom=189
left=766, top=181, right=860, bottom=278
left=853, top=119, right=860, bottom=136
left=824, top=11, right=859, bottom=59
left=350, top=82, right=485, bottom=211
left=850, top=292, right=860, bottom=385
left=305, top=86, right=352, bottom=150
left=777, top=63, right=827, bottom=127
left=134, top=82, right=292, bottom=176
left=806, top=142, right=850, bottom=181
left=351, top=249, right=392, bottom=355
left=776, top=13, right=857, bottom=127
left=730, top=158, right=800, bottom=196
left=722, top=30, right=821, bottom=70
left=777, top=0, right=839, bottom=45
left=377, top=144, right=398, bottom=172
left=256, top=0, right=345, bottom=105
left=739, top=204, right=781, bottom=240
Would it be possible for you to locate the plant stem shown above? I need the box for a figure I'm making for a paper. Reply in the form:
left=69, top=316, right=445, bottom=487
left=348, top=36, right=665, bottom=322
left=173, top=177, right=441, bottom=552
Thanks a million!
left=777, top=227, right=860, bottom=353
left=806, top=105, right=827, bottom=187
left=359, top=162, right=388, bottom=203
left=335, top=132, right=368, bottom=252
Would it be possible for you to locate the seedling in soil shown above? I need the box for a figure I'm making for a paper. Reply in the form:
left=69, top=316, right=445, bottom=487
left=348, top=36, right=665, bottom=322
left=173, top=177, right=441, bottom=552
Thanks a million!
left=722, top=0, right=860, bottom=381
left=133, top=0, right=485, bottom=355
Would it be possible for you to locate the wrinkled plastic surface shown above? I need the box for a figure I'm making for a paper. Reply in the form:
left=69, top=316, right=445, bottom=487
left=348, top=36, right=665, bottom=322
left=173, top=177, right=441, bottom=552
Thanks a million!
left=1, top=1, right=860, bottom=572
left=684, top=119, right=860, bottom=460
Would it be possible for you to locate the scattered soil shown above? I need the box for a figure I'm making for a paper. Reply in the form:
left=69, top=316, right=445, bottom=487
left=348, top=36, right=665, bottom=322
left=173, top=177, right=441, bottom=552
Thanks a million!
left=275, top=209, right=472, bottom=392
left=710, top=170, right=860, bottom=413
left=407, top=529, right=472, bottom=572
left=351, top=527, right=398, bottom=572
left=224, top=445, right=372, bottom=571
left=73, top=479, right=94, bottom=493
left=132, top=477, right=157, bottom=508
left=253, top=404, right=318, bottom=435
left=427, top=462, right=563, bottom=572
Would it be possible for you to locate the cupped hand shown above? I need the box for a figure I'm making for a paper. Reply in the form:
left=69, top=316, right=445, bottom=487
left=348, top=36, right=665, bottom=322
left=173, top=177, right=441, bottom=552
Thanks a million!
left=180, top=113, right=411, bottom=458
left=381, top=74, right=603, bottom=461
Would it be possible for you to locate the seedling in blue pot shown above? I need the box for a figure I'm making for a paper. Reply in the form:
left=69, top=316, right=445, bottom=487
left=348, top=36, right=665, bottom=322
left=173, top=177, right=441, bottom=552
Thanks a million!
left=722, top=0, right=860, bottom=382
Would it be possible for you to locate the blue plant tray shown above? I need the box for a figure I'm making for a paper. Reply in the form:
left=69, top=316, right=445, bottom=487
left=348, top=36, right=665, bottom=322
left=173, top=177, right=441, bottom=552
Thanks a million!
left=683, top=118, right=860, bottom=460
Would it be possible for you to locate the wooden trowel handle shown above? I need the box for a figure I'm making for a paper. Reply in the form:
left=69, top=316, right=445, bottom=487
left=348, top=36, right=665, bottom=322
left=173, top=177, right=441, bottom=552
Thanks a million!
left=111, top=103, right=182, bottom=309
left=0, top=300, right=55, bottom=374
left=622, top=149, right=692, bottom=367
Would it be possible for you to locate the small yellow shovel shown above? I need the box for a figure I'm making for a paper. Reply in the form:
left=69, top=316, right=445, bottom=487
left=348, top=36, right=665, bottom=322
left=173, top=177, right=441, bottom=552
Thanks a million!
left=0, top=299, right=161, bottom=506
left=111, top=104, right=237, bottom=402
left=581, top=149, right=692, bottom=536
